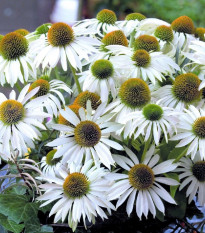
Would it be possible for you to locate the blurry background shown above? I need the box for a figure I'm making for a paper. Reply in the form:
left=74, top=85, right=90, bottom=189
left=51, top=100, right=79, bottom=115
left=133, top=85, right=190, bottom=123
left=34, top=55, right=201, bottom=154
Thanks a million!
left=0, top=0, right=204, bottom=35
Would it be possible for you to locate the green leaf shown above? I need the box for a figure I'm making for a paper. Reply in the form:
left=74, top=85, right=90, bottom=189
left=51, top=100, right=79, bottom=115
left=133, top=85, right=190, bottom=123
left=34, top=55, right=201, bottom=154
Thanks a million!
left=166, top=189, right=187, bottom=219
left=39, top=203, right=53, bottom=214
left=4, top=184, right=27, bottom=195
left=0, top=194, right=28, bottom=223
left=165, top=173, right=179, bottom=198
left=0, top=213, right=24, bottom=233
left=158, top=141, right=178, bottom=162
left=155, top=209, right=165, bottom=222
left=23, top=203, right=41, bottom=233
left=168, top=146, right=187, bottom=162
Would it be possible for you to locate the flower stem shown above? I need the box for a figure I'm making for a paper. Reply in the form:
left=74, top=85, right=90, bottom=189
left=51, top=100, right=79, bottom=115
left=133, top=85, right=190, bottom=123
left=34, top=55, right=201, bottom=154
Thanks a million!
left=68, top=62, right=82, bottom=93
left=141, top=136, right=151, bottom=162
left=15, top=82, right=22, bottom=94
left=129, top=30, right=136, bottom=47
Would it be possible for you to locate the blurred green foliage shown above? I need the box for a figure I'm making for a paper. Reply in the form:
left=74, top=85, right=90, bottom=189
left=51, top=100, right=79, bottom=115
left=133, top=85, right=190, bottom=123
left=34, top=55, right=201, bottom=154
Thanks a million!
left=96, top=0, right=205, bottom=26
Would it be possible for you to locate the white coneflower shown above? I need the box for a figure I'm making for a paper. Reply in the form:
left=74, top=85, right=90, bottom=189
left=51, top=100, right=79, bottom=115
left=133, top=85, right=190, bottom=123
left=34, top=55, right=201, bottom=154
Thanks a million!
left=87, top=30, right=129, bottom=64
left=73, top=9, right=119, bottom=37
left=79, top=59, right=124, bottom=102
left=108, top=145, right=178, bottom=219
left=183, top=40, right=205, bottom=88
left=117, top=13, right=146, bottom=37
left=108, top=45, right=179, bottom=85
left=0, top=85, right=50, bottom=158
left=124, top=101, right=178, bottom=145
left=41, top=149, right=62, bottom=177
left=37, top=160, right=115, bottom=231
left=31, top=22, right=100, bottom=71
left=47, top=101, right=123, bottom=169
left=0, top=32, right=36, bottom=86
left=105, top=78, right=151, bottom=128
left=171, top=105, right=205, bottom=160
left=155, top=73, right=202, bottom=111
left=171, top=16, right=196, bottom=62
left=28, top=76, right=72, bottom=117
left=177, top=154, right=205, bottom=206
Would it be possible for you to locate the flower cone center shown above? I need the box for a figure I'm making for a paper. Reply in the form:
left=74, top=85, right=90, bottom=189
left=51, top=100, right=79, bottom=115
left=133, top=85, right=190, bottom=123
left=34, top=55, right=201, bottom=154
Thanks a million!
left=74, top=120, right=101, bottom=147
left=63, top=172, right=90, bottom=198
left=129, top=164, right=154, bottom=190
left=119, top=78, right=151, bottom=109
left=0, top=100, right=24, bottom=125
left=192, top=161, right=205, bottom=182
left=48, top=22, right=74, bottom=47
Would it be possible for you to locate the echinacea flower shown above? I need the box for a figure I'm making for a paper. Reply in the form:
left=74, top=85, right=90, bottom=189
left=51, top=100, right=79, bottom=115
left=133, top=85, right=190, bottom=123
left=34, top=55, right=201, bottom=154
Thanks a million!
left=109, top=46, right=179, bottom=84
left=41, top=149, right=62, bottom=177
left=171, top=16, right=196, bottom=61
left=195, top=27, right=205, bottom=42
left=32, top=22, right=100, bottom=71
left=108, top=145, right=178, bottom=219
left=37, top=160, right=115, bottom=231
left=0, top=84, right=50, bottom=158
left=28, top=76, right=72, bottom=117
left=183, top=40, right=205, bottom=87
left=177, top=154, right=205, bottom=206
left=124, top=101, right=178, bottom=145
left=73, top=91, right=101, bottom=111
left=155, top=73, right=202, bottom=111
left=73, top=9, right=119, bottom=37
left=0, top=32, right=36, bottom=86
left=86, top=30, right=129, bottom=64
left=133, top=35, right=160, bottom=52
left=79, top=59, right=124, bottom=102
left=47, top=101, right=124, bottom=169
left=171, top=105, right=205, bottom=160
left=105, top=78, right=151, bottom=126
left=117, top=13, right=146, bottom=37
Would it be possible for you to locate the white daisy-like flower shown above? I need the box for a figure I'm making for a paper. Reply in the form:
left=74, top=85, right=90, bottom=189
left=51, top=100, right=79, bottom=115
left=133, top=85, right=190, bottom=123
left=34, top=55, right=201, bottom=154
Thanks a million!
left=136, top=18, right=170, bottom=36
left=183, top=40, right=205, bottom=88
left=124, top=101, right=178, bottom=145
left=108, top=145, right=178, bottom=219
left=105, top=78, right=151, bottom=127
left=171, top=105, right=205, bottom=160
left=31, top=22, right=100, bottom=72
left=117, top=13, right=146, bottom=37
left=47, top=101, right=124, bottom=169
left=73, top=9, right=119, bottom=37
left=79, top=59, right=124, bottom=102
left=0, top=84, right=50, bottom=158
left=41, top=149, right=62, bottom=177
left=108, top=45, right=179, bottom=85
left=0, top=32, right=36, bottom=87
left=85, top=30, right=129, bottom=65
left=171, top=15, right=196, bottom=63
left=37, top=160, right=115, bottom=231
left=153, top=25, right=176, bottom=58
left=177, top=154, right=205, bottom=206
left=73, top=91, right=102, bottom=111
left=28, top=76, right=72, bottom=117
left=154, top=73, right=202, bottom=111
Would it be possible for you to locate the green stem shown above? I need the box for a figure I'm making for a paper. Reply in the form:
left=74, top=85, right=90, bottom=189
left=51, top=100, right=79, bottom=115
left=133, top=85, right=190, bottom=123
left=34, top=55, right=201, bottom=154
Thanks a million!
left=54, top=67, right=60, bottom=80
left=129, top=29, right=136, bottom=48
left=141, top=136, right=151, bottom=162
left=15, top=82, right=22, bottom=94
left=68, top=62, right=82, bottom=93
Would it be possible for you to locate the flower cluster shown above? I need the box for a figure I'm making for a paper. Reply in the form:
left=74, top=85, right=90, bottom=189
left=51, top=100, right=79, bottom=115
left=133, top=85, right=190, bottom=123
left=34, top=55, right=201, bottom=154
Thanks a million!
left=0, top=9, right=205, bottom=232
